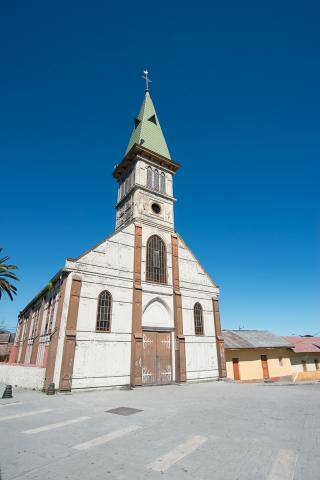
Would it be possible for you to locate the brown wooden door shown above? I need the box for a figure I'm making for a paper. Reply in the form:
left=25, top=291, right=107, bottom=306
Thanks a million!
left=232, top=358, right=240, bottom=380
left=142, top=331, right=172, bottom=385
left=261, top=355, right=270, bottom=379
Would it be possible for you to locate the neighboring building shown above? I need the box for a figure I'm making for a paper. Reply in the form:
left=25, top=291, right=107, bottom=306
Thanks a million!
left=223, top=330, right=293, bottom=382
left=0, top=331, right=15, bottom=362
left=283, top=336, right=320, bottom=381
left=6, top=81, right=226, bottom=391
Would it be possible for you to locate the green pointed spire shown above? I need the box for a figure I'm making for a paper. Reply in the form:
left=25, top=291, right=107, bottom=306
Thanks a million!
left=125, top=91, right=171, bottom=159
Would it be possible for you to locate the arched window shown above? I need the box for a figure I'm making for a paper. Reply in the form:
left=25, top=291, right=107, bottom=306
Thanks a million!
left=96, top=291, right=112, bottom=332
left=146, top=235, right=167, bottom=284
left=194, top=303, right=204, bottom=336
left=154, top=169, right=159, bottom=191
left=147, top=166, right=152, bottom=188
left=160, top=172, right=166, bottom=193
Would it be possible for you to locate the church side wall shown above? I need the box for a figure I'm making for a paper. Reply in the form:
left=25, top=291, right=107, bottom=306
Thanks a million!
left=67, top=225, right=135, bottom=389
left=178, top=236, right=220, bottom=381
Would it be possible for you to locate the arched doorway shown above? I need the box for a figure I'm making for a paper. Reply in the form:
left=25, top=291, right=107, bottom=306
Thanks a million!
left=141, top=299, right=173, bottom=385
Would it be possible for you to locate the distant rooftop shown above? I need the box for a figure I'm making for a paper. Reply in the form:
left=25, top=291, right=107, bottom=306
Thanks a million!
left=222, top=330, right=292, bottom=349
left=283, top=336, right=320, bottom=353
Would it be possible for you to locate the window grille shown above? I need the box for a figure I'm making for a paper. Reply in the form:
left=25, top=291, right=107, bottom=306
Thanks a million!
left=96, top=290, right=112, bottom=332
left=128, top=169, right=132, bottom=190
left=146, top=235, right=167, bottom=284
left=45, top=300, right=51, bottom=333
left=160, top=172, right=166, bottom=193
left=194, top=303, right=204, bottom=336
left=147, top=166, right=152, bottom=188
left=154, top=169, right=159, bottom=191
left=31, top=307, right=41, bottom=338
left=45, top=298, right=56, bottom=334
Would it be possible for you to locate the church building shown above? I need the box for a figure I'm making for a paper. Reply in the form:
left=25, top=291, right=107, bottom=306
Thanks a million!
left=9, top=76, right=226, bottom=391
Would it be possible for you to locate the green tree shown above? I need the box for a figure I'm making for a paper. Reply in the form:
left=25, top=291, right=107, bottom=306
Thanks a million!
left=0, top=248, right=19, bottom=300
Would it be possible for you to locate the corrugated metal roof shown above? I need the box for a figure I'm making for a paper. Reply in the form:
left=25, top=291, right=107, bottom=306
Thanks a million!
left=222, top=330, right=293, bottom=349
left=0, top=333, right=11, bottom=343
left=283, top=336, right=320, bottom=353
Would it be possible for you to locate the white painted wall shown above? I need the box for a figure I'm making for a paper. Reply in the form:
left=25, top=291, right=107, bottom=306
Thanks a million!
left=0, top=364, right=45, bottom=390
left=178, top=235, right=220, bottom=381
left=65, top=224, right=135, bottom=389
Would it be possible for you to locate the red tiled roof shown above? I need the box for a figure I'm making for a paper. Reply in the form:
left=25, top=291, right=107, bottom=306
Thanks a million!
left=282, top=336, right=320, bottom=353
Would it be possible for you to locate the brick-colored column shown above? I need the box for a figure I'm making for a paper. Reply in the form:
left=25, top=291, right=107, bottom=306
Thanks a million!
left=171, top=234, right=186, bottom=383
left=130, top=225, right=143, bottom=387
left=30, top=299, right=45, bottom=365
left=44, top=277, right=67, bottom=390
left=59, top=276, right=82, bottom=391
left=8, top=345, right=18, bottom=364
left=212, top=298, right=227, bottom=378
left=8, top=321, right=21, bottom=364
left=20, top=313, right=32, bottom=365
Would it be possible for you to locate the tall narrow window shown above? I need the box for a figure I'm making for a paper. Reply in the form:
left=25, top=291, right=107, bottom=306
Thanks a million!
left=160, top=172, right=166, bottom=193
left=315, top=359, right=319, bottom=370
left=147, top=166, right=152, bottom=188
left=45, top=300, right=52, bottom=333
left=146, top=235, right=167, bottom=284
left=128, top=168, right=133, bottom=190
left=302, top=360, right=307, bottom=372
left=194, top=303, right=204, bottom=336
left=96, top=291, right=112, bottom=332
left=154, top=169, right=159, bottom=191
left=124, top=176, right=128, bottom=195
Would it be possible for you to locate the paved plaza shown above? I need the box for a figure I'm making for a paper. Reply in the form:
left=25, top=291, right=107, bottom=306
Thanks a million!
left=0, top=381, right=319, bottom=480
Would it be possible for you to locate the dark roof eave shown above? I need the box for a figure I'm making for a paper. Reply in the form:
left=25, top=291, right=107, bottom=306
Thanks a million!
left=112, top=144, right=181, bottom=179
left=224, top=345, right=293, bottom=350
left=19, top=268, right=66, bottom=317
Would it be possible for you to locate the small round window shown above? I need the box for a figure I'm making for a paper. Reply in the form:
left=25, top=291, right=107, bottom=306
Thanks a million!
left=151, top=203, right=161, bottom=214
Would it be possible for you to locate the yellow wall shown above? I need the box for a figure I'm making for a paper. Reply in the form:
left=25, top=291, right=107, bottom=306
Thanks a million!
left=225, top=348, right=293, bottom=381
left=294, top=371, right=320, bottom=382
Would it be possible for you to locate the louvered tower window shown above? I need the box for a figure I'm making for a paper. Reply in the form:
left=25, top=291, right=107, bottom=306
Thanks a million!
left=147, top=166, right=152, bottom=188
left=160, top=172, right=166, bottom=193
left=194, top=302, right=204, bottom=336
left=96, top=291, right=112, bottom=332
left=146, top=235, right=167, bottom=284
left=154, top=169, right=159, bottom=191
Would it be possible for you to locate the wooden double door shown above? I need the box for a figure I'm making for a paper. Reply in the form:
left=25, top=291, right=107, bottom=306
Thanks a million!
left=142, top=331, right=172, bottom=385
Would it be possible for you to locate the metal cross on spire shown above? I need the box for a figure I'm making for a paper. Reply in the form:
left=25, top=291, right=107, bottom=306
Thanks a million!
left=142, top=69, right=151, bottom=91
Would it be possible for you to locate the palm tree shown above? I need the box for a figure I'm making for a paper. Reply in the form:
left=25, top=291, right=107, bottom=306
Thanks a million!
left=0, top=248, right=19, bottom=300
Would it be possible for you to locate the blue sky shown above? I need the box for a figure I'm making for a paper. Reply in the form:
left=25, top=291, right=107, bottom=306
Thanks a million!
left=1, top=1, right=319, bottom=334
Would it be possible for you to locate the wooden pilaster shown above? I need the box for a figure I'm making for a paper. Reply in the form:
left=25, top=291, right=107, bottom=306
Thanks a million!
left=212, top=298, right=227, bottom=378
left=59, top=276, right=82, bottom=391
left=130, top=225, right=143, bottom=386
left=171, top=234, right=186, bottom=383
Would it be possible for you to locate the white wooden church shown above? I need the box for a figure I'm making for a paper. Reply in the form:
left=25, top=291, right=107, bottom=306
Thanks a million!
left=9, top=76, right=226, bottom=391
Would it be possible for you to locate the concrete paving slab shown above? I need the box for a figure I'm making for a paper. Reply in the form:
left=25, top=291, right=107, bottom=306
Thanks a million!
left=0, top=381, right=319, bottom=480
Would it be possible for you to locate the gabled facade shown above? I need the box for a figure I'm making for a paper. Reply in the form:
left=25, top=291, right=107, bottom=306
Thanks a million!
left=6, top=84, right=226, bottom=391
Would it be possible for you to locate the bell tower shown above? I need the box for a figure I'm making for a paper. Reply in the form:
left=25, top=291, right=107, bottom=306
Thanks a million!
left=113, top=72, right=180, bottom=232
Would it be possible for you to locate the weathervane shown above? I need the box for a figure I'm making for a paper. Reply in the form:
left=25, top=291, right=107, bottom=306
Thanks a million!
left=142, top=69, right=151, bottom=91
